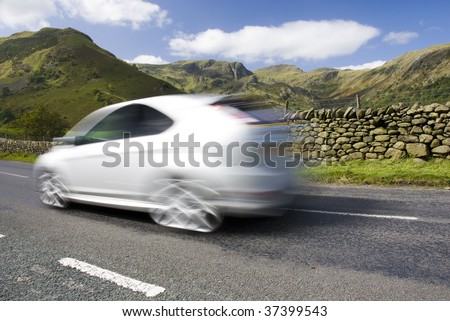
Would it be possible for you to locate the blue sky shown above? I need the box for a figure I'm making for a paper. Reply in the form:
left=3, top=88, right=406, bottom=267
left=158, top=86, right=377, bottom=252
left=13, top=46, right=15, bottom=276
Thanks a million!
left=0, top=0, right=449, bottom=71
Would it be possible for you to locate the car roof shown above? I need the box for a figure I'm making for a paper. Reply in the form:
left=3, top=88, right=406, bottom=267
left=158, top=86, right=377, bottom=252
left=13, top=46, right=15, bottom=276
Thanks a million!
left=96, top=94, right=229, bottom=119
left=141, top=94, right=227, bottom=107
left=125, top=94, right=226, bottom=111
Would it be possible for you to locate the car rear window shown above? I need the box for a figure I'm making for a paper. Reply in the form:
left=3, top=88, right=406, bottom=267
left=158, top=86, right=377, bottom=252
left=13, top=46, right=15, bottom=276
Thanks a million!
left=213, top=96, right=285, bottom=124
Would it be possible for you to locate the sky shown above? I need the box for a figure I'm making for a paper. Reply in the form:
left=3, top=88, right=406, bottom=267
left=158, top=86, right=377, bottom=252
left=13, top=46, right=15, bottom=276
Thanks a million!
left=0, top=0, right=449, bottom=71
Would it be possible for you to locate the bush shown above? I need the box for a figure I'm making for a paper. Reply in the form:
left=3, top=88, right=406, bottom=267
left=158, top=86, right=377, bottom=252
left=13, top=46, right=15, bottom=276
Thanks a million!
left=2, top=87, right=11, bottom=97
left=0, top=108, right=15, bottom=124
left=15, top=106, right=69, bottom=139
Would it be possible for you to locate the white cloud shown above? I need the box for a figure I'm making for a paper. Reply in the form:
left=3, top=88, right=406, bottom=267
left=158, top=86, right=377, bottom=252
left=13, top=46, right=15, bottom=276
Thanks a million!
left=0, top=0, right=169, bottom=31
left=57, top=0, right=170, bottom=29
left=383, top=31, right=419, bottom=45
left=0, top=0, right=56, bottom=30
left=169, top=20, right=380, bottom=63
left=336, top=60, right=386, bottom=70
left=125, top=54, right=169, bottom=64
left=418, top=20, right=441, bottom=31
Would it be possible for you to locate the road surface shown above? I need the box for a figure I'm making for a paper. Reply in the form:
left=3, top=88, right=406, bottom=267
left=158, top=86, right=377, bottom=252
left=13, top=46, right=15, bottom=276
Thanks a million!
left=1, top=160, right=449, bottom=300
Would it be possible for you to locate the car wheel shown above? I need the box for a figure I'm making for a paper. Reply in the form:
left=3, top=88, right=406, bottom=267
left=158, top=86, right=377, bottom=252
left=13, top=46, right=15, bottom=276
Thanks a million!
left=148, top=180, right=223, bottom=232
left=37, top=172, right=69, bottom=208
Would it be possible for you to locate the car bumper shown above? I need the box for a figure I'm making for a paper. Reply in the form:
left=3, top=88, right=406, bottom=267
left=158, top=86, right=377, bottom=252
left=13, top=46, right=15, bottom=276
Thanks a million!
left=214, top=188, right=294, bottom=217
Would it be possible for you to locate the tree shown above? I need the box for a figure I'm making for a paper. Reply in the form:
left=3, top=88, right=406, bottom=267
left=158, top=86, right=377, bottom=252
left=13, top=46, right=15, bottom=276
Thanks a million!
left=1, top=87, right=11, bottom=97
left=16, top=106, right=69, bottom=139
left=0, top=108, right=15, bottom=124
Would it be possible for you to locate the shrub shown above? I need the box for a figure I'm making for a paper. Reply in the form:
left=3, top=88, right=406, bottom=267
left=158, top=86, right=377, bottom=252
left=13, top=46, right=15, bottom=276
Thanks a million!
left=14, top=106, right=69, bottom=139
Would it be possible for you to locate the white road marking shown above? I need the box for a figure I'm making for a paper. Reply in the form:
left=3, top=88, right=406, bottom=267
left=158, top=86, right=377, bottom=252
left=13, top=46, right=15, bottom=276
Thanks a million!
left=0, top=171, right=29, bottom=179
left=293, top=208, right=418, bottom=221
left=0, top=234, right=5, bottom=238
left=58, top=258, right=165, bottom=297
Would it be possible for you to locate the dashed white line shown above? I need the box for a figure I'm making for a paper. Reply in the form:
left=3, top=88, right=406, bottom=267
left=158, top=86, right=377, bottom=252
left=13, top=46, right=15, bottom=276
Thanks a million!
left=293, top=208, right=419, bottom=221
left=58, top=257, right=165, bottom=297
left=0, top=234, right=5, bottom=238
left=0, top=171, right=29, bottom=179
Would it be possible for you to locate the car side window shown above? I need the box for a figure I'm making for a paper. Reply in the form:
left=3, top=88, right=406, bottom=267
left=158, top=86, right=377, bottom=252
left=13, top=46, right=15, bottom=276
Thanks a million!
left=82, top=104, right=173, bottom=143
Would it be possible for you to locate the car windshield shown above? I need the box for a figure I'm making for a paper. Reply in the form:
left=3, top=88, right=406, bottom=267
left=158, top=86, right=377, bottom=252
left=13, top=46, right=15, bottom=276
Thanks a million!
left=64, top=105, right=122, bottom=137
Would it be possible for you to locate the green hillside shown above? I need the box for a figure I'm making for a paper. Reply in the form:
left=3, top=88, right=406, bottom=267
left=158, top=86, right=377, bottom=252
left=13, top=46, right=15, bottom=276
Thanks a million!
left=0, top=27, right=179, bottom=129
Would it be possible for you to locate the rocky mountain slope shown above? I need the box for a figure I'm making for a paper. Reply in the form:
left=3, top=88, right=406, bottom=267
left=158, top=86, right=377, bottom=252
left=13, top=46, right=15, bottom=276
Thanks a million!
left=137, top=59, right=316, bottom=109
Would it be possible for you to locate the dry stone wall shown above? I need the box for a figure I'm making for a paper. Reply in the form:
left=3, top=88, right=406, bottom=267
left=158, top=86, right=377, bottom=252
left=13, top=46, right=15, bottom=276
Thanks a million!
left=289, top=102, right=450, bottom=161
left=0, top=138, right=53, bottom=155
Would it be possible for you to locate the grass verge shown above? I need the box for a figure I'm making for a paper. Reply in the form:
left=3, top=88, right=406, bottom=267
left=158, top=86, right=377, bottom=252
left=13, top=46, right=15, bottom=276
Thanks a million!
left=300, top=158, right=450, bottom=189
left=1, top=153, right=449, bottom=189
left=0, top=152, right=38, bottom=163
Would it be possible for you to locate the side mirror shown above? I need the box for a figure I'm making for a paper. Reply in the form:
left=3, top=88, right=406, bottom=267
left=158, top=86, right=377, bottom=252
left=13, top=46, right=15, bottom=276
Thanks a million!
left=74, top=136, right=86, bottom=145
left=53, top=136, right=84, bottom=145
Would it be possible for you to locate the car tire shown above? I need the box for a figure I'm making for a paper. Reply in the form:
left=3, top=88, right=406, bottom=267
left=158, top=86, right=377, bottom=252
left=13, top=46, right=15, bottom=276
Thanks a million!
left=148, top=179, right=223, bottom=232
left=37, top=171, right=69, bottom=208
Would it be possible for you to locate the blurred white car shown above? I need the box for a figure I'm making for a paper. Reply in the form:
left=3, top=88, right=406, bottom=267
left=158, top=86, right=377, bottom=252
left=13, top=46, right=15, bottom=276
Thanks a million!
left=34, top=95, right=294, bottom=232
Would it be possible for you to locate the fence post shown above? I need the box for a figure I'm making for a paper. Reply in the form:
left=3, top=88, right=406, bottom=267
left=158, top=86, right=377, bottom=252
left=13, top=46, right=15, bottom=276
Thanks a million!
left=356, top=94, right=360, bottom=109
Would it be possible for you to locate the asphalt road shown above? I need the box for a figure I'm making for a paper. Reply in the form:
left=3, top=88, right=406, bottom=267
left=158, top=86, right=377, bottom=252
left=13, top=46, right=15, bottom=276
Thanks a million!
left=1, top=160, right=449, bottom=300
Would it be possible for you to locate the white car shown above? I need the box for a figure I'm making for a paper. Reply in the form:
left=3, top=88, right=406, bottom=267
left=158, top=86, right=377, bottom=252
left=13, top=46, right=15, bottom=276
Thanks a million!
left=34, top=95, right=295, bottom=232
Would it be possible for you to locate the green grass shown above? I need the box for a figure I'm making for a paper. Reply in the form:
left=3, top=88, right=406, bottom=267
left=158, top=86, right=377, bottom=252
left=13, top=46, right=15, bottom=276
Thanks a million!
left=0, top=126, right=23, bottom=137
left=300, top=159, right=450, bottom=189
left=0, top=152, right=37, bottom=163
left=1, top=151, right=449, bottom=189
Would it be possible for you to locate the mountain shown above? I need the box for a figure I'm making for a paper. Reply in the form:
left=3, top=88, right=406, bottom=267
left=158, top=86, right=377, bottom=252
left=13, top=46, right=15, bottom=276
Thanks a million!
left=137, top=59, right=317, bottom=108
left=0, top=27, right=179, bottom=126
left=138, top=44, right=450, bottom=110
left=137, top=60, right=254, bottom=93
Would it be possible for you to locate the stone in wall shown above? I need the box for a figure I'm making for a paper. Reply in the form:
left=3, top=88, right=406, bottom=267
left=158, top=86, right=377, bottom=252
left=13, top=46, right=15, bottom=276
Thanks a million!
left=406, top=143, right=430, bottom=158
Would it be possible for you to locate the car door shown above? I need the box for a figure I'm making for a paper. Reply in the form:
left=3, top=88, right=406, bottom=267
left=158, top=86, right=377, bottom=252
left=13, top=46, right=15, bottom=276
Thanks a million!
left=64, top=103, right=174, bottom=201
